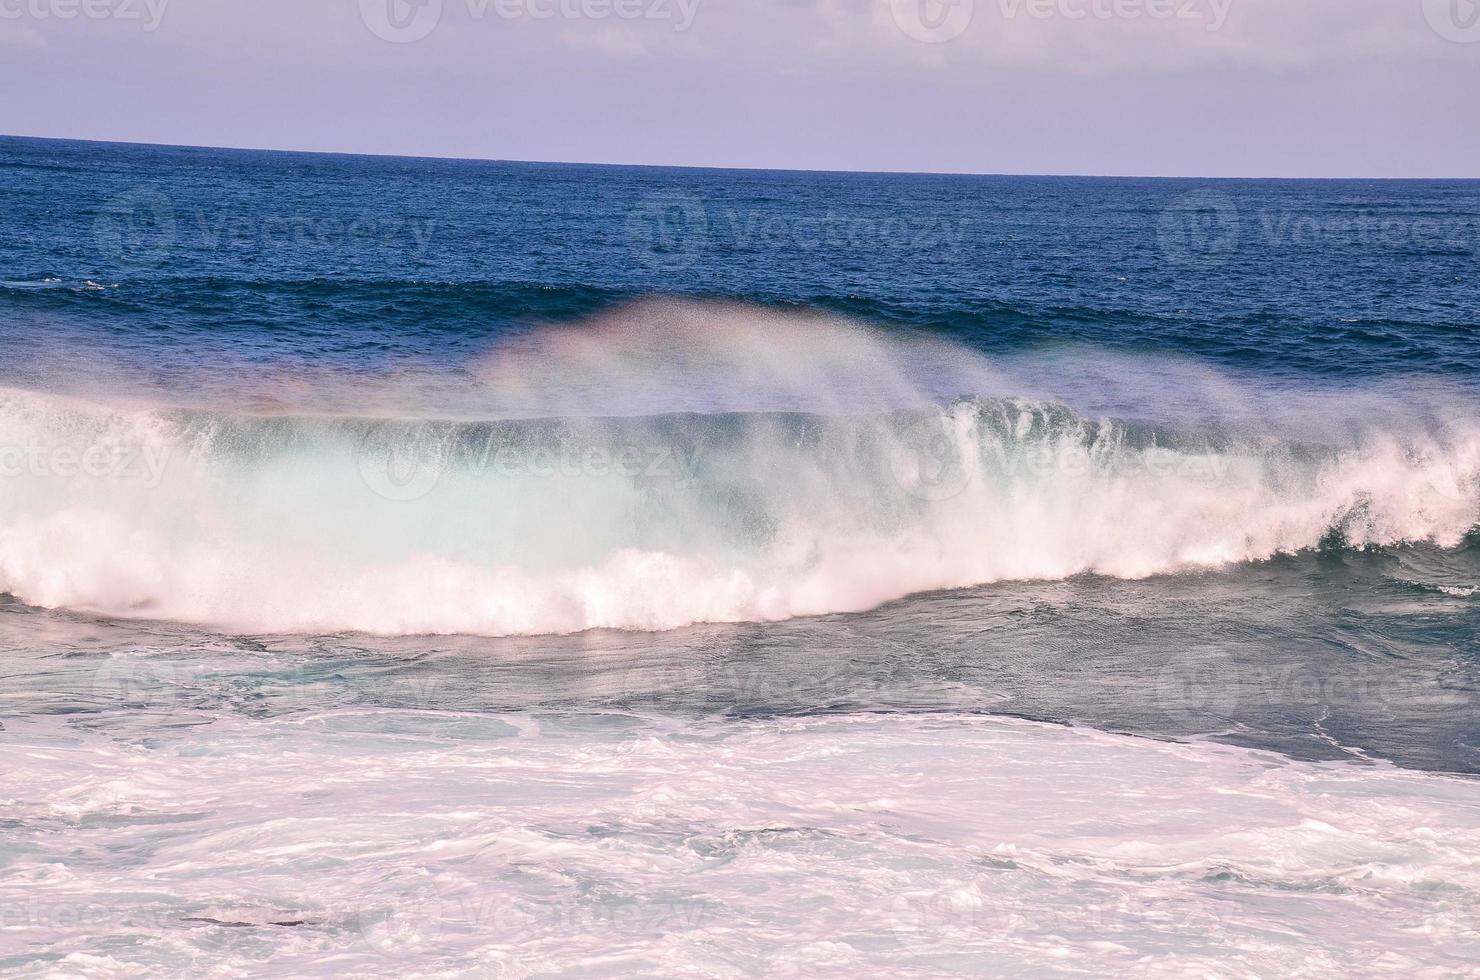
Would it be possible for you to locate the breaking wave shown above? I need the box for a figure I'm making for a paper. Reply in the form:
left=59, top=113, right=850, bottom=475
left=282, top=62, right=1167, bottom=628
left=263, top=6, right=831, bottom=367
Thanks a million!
left=0, top=300, right=1475, bottom=636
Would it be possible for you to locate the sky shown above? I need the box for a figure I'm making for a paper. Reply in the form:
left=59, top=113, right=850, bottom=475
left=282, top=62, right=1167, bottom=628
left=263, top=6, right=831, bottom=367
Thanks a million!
left=2, top=0, right=1478, bottom=177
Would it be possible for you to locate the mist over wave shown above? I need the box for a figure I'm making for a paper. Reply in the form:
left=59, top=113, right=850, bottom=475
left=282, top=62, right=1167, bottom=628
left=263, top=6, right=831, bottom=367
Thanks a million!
left=0, top=299, right=1475, bottom=637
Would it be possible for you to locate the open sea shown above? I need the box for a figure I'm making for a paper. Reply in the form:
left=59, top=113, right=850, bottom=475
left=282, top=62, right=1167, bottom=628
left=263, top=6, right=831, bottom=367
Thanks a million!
left=1, top=134, right=1478, bottom=977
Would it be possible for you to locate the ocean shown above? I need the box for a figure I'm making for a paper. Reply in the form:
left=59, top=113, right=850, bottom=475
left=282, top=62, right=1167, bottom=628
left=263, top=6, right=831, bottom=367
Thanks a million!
left=1, top=134, right=1477, bottom=977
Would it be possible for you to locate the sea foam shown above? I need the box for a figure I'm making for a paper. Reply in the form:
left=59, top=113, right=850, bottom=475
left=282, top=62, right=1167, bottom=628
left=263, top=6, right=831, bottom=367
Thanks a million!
left=0, top=300, right=1475, bottom=636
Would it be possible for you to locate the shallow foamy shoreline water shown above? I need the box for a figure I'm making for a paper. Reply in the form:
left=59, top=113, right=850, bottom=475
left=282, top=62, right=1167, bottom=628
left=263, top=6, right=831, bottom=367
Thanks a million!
left=5, top=710, right=1479, bottom=978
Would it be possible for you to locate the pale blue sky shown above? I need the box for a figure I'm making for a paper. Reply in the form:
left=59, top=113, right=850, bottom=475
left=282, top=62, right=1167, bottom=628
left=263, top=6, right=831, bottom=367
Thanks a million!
left=2, top=0, right=1477, bottom=176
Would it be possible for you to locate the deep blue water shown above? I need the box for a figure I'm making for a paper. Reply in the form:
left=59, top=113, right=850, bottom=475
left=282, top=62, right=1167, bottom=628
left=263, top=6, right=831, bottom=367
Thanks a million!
left=3, top=135, right=1477, bottom=387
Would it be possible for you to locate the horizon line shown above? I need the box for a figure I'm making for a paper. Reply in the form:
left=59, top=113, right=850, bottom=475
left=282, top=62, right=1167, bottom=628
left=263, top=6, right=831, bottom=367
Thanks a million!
left=5, top=131, right=1478, bottom=182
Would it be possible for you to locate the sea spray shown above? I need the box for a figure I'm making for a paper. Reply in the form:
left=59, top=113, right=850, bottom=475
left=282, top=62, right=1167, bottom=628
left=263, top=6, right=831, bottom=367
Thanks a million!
left=0, top=300, right=1475, bottom=635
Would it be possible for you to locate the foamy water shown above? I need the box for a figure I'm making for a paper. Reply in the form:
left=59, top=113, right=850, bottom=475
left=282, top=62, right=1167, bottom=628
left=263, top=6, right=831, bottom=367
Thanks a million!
left=0, top=304, right=1475, bottom=637
left=3, top=710, right=1478, bottom=978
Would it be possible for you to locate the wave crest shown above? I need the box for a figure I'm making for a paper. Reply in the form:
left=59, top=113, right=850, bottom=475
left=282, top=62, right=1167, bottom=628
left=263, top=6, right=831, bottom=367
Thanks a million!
left=0, top=301, right=1476, bottom=636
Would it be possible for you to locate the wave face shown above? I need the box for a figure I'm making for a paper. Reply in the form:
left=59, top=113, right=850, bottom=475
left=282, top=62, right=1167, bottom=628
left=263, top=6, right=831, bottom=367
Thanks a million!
left=0, top=301, right=1476, bottom=637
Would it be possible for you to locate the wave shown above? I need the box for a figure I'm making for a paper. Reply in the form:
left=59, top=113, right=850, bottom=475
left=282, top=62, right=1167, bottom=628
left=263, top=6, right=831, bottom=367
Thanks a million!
left=0, top=300, right=1476, bottom=636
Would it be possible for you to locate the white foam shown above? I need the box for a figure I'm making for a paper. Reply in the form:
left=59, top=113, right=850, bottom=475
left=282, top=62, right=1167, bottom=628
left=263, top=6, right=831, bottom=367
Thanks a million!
left=0, top=302, right=1475, bottom=636
left=3, top=711, right=1478, bottom=977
